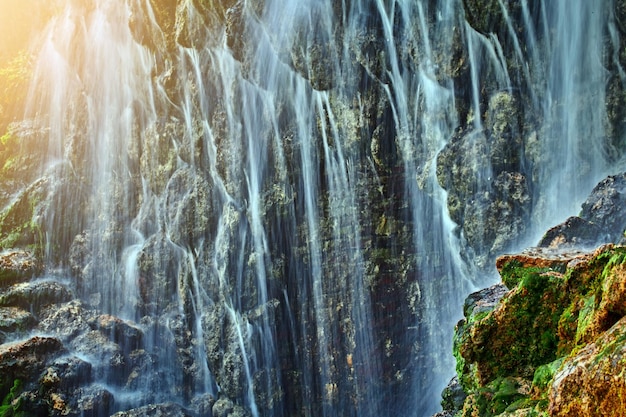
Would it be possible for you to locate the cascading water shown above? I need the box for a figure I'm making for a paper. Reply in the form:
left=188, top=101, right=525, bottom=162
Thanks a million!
left=8, top=0, right=622, bottom=416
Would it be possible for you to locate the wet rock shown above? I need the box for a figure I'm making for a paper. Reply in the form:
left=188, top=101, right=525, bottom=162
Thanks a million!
left=538, top=173, right=626, bottom=249
left=203, top=304, right=247, bottom=400
left=137, top=233, right=183, bottom=311
left=579, top=173, right=626, bottom=240
left=288, top=7, right=336, bottom=91
left=549, top=316, right=626, bottom=416
left=69, top=231, right=92, bottom=286
left=440, top=375, right=467, bottom=413
left=0, top=336, right=65, bottom=394
left=437, top=121, right=530, bottom=267
left=47, top=356, right=93, bottom=390
left=0, top=249, right=43, bottom=287
left=0, top=121, right=50, bottom=206
left=458, top=171, right=530, bottom=266
left=189, top=393, right=216, bottom=416
left=88, top=314, right=143, bottom=351
left=538, top=216, right=604, bottom=249
left=462, top=283, right=508, bottom=318
left=212, top=397, right=252, bottom=417
left=69, top=330, right=129, bottom=386
left=140, top=120, right=180, bottom=195
left=0, top=176, right=51, bottom=249
left=73, top=385, right=114, bottom=417
left=0, top=281, right=73, bottom=315
left=110, top=402, right=194, bottom=417
left=495, top=245, right=600, bottom=285
left=462, top=0, right=526, bottom=39
left=0, top=306, right=35, bottom=338
left=38, top=300, right=95, bottom=341
left=164, top=167, right=215, bottom=247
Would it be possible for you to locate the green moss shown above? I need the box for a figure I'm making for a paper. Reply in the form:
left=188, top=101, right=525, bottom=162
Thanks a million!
left=574, top=295, right=596, bottom=344
left=531, top=358, right=563, bottom=395
left=460, top=377, right=530, bottom=417
left=0, top=379, right=22, bottom=417
left=455, top=245, right=626, bottom=416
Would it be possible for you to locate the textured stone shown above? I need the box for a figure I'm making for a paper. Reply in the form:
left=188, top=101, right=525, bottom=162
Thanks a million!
left=110, top=402, right=193, bottom=417
left=0, top=336, right=65, bottom=394
left=549, top=316, right=626, bottom=416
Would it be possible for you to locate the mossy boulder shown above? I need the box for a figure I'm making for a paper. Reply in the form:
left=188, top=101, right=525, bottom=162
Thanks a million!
left=549, top=316, right=626, bottom=416
left=455, top=267, right=565, bottom=390
left=453, top=244, right=626, bottom=416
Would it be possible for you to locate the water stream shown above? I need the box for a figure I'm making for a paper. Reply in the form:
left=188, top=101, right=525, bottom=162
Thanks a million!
left=18, top=0, right=620, bottom=416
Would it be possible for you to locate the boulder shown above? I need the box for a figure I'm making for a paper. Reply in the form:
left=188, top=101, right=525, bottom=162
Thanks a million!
left=37, top=300, right=95, bottom=341
left=549, top=316, right=626, bottom=416
left=0, top=280, right=73, bottom=315
left=0, top=249, right=42, bottom=287
left=539, top=173, right=626, bottom=248
left=0, top=336, right=65, bottom=395
left=0, top=306, right=35, bottom=336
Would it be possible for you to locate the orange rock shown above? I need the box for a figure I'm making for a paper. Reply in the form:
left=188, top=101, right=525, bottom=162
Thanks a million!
left=548, top=316, right=626, bottom=416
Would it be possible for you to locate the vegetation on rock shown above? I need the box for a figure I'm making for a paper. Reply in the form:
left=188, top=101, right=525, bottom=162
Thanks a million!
left=452, top=245, right=626, bottom=416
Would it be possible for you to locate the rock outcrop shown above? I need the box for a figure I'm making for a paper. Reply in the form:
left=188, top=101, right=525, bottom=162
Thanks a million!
left=451, top=244, right=626, bottom=416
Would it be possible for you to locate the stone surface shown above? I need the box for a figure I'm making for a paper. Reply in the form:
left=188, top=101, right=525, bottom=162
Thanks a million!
left=0, top=336, right=65, bottom=393
left=0, top=249, right=42, bottom=287
left=549, top=316, right=626, bottom=417
left=110, top=402, right=194, bottom=417
left=454, top=244, right=626, bottom=416
left=0, top=280, right=73, bottom=314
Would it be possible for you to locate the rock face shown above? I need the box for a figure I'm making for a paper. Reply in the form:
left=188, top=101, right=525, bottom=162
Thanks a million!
left=549, top=316, right=626, bottom=417
left=1, top=0, right=626, bottom=416
left=452, top=244, right=626, bottom=416
left=540, top=173, right=626, bottom=248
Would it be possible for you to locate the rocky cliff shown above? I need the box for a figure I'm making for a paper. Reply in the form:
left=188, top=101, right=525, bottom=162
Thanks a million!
left=0, top=0, right=625, bottom=416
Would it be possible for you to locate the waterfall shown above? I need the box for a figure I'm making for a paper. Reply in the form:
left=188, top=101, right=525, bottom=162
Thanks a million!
left=10, top=0, right=620, bottom=416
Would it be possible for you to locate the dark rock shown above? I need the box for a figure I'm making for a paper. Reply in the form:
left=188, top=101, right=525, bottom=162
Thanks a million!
left=0, top=280, right=73, bottom=315
left=212, top=397, right=251, bottom=417
left=462, top=283, right=508, bottom=318
left=441, top=375, right=467, bottom=412
left=88, top=314, right=143, bottom=351
left=0, top=249, right=43, bottom=288
left=47, top=355, right=93, bottom=390
left=579, top=173, right=626, bottom=241
left=539, top=216, right=604, bottom=248
left=38, top=300, right=95, bottom=341
left=110, top=402, right=194, bottom=417
left=74, top=385, right=114, bottom=417
left=0, top=336, right=65, bottom=395
left=538, top=173, right=626, bottom=249
left=0, top=306, right=35, bottom=333
left=190, top=393, right=216, bottom=416
left=68, top=330, right=129, bottom=386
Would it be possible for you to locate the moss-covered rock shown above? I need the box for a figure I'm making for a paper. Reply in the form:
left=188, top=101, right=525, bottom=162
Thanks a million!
left=453, top=245, right=626, bottom=416
left=549, top=316, right=626, bottom=416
